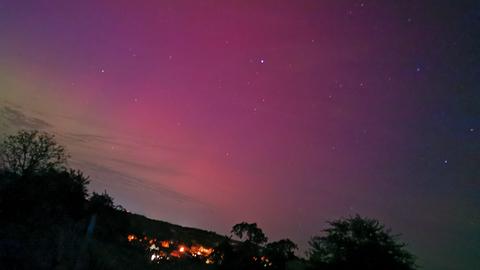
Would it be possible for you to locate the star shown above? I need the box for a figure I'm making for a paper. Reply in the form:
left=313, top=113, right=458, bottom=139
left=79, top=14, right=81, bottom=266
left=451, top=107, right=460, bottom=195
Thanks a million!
left=260, top=59, right=265, bottom=64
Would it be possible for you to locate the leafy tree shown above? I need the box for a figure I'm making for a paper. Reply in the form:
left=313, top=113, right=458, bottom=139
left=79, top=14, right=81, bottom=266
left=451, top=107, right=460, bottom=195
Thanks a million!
left=87, top=191, right=131, bottom=243
left=89, top=190, right=115, bottom=211
left=265, top=239, right=298, bottom=270
left=219, top=222, right=269, bottom=270
left=65, top=169, right=90, bottom=199
left=0, top=130, right=68, bottom=176
left=307, top=215, right=417, bottom=270
left=231, top=222, right=268, bottom=245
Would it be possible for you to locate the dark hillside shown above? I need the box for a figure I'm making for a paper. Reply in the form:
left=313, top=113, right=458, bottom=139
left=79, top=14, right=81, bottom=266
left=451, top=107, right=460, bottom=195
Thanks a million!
left=124, top=212, right=226, bottom=247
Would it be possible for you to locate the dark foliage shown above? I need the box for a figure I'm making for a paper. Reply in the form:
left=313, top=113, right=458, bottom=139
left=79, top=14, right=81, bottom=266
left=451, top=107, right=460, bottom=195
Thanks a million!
left=0, top=168, right=89, bottom=223
left=0, top=130, right=68, bottom=176
left=231, top=222, right=268, bottom=245
left=89, top=191, right=115, bottom=211
left=0, top=130, right=225, bottom=270
left=307, top=215, right=417, bottom=270
left=265, top=239, right=298, bottom=270
left=0, top=168, right=90, bottom=269
left=0, top=130, right=419, bottom=270
left=216, top=222, right=297, bottom=270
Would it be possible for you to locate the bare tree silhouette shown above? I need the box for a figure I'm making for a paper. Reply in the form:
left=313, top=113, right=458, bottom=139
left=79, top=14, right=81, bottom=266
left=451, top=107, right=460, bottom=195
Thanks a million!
left=0, top=130, right=68, bottom=176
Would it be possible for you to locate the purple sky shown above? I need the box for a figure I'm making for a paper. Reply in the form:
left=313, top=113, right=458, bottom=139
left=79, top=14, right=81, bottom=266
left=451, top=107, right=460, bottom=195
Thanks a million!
left=1, top=1, right=479, bottom=269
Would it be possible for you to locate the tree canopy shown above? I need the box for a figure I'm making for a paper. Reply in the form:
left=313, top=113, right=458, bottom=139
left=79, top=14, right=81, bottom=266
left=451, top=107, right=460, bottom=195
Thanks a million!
left=266, top=238, right=298, bottom=260
left=307, top=215, right=417, bottom=270
left=231, top=222, right=268, bottom=245
left=265, top=239, right=298, bottom=270
left=0, top=130, right=68, bottom=176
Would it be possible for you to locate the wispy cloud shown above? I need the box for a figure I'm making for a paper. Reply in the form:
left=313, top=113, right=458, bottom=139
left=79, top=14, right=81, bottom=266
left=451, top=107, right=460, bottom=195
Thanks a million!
left=0, top=100, right=210, bottom=213
left=0, top=105, right=52, bottom=130
left=107, top=157, right=183, bottom=177
left=71, top=159, right=203, bottom=206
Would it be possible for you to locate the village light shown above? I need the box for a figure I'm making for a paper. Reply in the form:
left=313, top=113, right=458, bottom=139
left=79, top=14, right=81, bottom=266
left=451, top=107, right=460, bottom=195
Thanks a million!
left=126, top=234, right=215, bottom=263
left=127, top=234, right=136, bottom=242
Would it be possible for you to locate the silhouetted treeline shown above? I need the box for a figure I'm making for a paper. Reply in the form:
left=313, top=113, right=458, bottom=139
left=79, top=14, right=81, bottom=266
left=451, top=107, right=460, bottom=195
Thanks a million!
left=0, top=131, right=145, bottom=269
left=0, top=130, right=417, bottom=270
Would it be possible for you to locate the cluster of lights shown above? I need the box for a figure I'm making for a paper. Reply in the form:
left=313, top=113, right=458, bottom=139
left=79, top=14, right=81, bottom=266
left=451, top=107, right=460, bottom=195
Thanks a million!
left=127, top=234, right=273, bottom=267
left=253, top=256, right=273, bottom=267
left=127, top=234, right=215, bottom=265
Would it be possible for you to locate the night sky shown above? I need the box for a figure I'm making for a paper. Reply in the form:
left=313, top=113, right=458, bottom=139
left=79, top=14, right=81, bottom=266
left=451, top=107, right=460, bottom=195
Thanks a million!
left=1, top=1, right=479, bottom=269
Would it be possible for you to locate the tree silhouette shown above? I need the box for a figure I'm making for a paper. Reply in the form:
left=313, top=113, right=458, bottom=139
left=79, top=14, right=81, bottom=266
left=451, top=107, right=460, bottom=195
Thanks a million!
left=89, top=191, right=115, bottom=211
left=217, top=222, right=269, bottom=270
left=231, top=222, right=268, bottom=245
left=265, top=239, right=298, bottom=270
left=0, top=130, right=68, bottom=176
left=0, top=169, right=90, bottom=269
left=307, top=215, right=417, bottom=270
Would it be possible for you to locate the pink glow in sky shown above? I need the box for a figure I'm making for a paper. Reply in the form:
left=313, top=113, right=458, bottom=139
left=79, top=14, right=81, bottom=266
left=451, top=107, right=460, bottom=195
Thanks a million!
left=1, top=1, right=480, bottom=269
